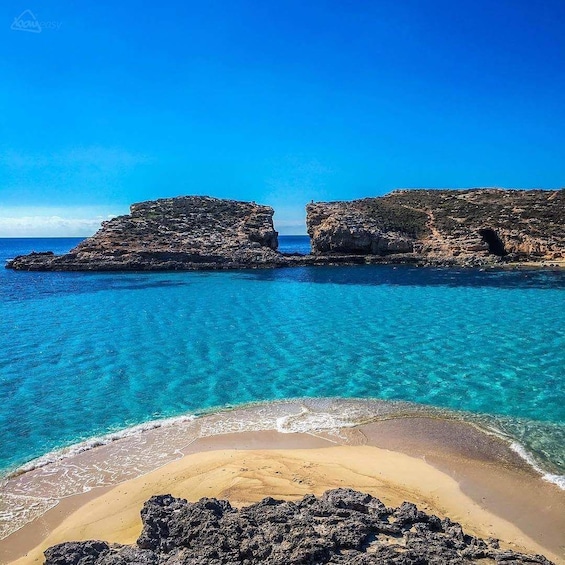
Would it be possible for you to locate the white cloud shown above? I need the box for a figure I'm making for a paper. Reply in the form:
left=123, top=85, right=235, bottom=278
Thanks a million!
left=272, top=205, right=307, bottom=235
left=0, top=206, right=123, bottom=237
left=0, top=201, right=308, bottom=237
left=0, top=216, right=103, bottom=237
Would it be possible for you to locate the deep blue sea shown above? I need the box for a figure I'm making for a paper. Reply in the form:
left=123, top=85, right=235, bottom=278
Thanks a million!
left=1, top=237, right=564, bottom=482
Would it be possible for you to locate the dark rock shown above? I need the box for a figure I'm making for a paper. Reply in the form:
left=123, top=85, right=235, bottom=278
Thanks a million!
left=43, top=541, right=159, bottom=565
left=44, top=489, right=555, bottom=564
left=44, top=541, right=110, bottom=564
left=97, top=546, right=159, bottom=564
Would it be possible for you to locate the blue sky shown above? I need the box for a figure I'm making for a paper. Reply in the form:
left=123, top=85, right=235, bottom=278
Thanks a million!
left=1, top=0, right=564, bottom=235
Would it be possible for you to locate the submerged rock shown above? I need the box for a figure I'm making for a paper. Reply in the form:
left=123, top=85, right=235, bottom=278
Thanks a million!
left=44, top=488, right=555, bottom=564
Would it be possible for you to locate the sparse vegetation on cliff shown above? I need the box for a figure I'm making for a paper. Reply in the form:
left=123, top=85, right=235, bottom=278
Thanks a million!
left=307, top=188, right=564, bottom=263
left=6, top=189, right=564, bottom=271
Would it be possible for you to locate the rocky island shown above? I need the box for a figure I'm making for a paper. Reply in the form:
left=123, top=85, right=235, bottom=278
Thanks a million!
left=307, top=189, right=564, bottom=266
left=43, top=489, right=553, bottom=564
left=6, top=189, right=564, bottom=271
left=6, top=197, right=284, bottom=271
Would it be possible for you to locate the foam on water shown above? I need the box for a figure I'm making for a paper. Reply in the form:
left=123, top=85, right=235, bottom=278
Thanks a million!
left=509, top=442, right=565, bottom=490
left=1, top=398, right=564, bottom=541
left=8, top=414, right=198, bottom=477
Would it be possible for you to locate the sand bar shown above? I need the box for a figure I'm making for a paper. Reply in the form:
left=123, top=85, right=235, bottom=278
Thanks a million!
left=1, top=417, right=564, bottom=564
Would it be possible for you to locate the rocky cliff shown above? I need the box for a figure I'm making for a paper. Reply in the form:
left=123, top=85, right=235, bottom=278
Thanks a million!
left=6, top=189, right=564, bottom=271
left=307, top=189, right=564, bottom=266
left=6, top=196, right=284, bottom=271
left=43, top=489, right=553, bottom=564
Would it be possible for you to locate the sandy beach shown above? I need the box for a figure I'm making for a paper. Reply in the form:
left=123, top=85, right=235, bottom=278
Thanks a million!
left=1, top=417, right=563, bottom=564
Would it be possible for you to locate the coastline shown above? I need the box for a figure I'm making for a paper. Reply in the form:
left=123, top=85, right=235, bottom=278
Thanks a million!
left=1, top=417, right=564, bottom=564
left=6, top=251, right=565, bottom=272
left=2, top=398, right=563, bottom=493
left=6, top=190, right=564, bottom=273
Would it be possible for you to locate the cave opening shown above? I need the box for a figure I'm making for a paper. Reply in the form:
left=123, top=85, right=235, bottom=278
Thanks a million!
left=479, top=228, right=507, bottom=256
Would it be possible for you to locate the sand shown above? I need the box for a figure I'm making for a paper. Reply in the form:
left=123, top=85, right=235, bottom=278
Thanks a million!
left=2, top=419, right=564, bottom=564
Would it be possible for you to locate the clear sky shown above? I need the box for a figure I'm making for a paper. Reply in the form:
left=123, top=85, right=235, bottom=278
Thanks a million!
left=1, top=0, right=564, bottom=235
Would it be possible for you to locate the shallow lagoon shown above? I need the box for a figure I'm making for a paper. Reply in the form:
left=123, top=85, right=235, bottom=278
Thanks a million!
left=0, top=237, right=563, bottom=480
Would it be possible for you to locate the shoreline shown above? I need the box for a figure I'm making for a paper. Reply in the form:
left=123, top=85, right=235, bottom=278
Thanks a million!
left=5, top=252, right=565, bottom=272
left=1, top=417, right=564, bottom=564
left=2, top=398, right=564, bottom=491
left=1, top=400, right=564, bottom=547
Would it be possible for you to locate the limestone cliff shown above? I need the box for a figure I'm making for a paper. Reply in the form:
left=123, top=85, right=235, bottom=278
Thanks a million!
left=307, top=189, right=564, bottom=265
left=6, top=189, right=564, bottom=271
left=7, top=196, right=283, bottom=271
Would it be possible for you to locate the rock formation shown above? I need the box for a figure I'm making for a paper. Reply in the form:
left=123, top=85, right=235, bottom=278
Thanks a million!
left=6, top=189, right=564, bottom=271
left=6, top=196, right=284, bottom=271
left=307, top=189, right=564, bottom=266
left=43, top=489, right=554, bottom=564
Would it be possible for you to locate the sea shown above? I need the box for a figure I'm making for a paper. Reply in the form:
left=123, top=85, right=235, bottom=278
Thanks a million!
left=0, top=236, right=564, bottom=537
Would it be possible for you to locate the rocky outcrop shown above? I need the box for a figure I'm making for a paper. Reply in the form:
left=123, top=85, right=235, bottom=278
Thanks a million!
left=307, top=189, right=564, bottom=266
left=6, top=197, right=284, bottom=271
left=43, top=489, right=554, bottom=564
left=6, top=190, right=564, bottom=271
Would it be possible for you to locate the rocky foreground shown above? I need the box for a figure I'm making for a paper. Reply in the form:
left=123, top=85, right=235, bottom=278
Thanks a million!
left=6, top=189, right=564, bottom=271
left=43, top=489, right=553, bottom=564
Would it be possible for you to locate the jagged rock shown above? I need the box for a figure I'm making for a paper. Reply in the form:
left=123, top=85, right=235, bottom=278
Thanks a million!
left=44, top=489, right=555, bottom=564
left=43, top=541, right=159, bottom=564
left=307, top=188, right=564, bottom=265
left=43, top=540, right=110, bottom=564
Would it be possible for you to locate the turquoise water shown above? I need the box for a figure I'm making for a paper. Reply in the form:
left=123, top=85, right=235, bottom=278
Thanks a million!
left=0, top=238, right=564, bottom=478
